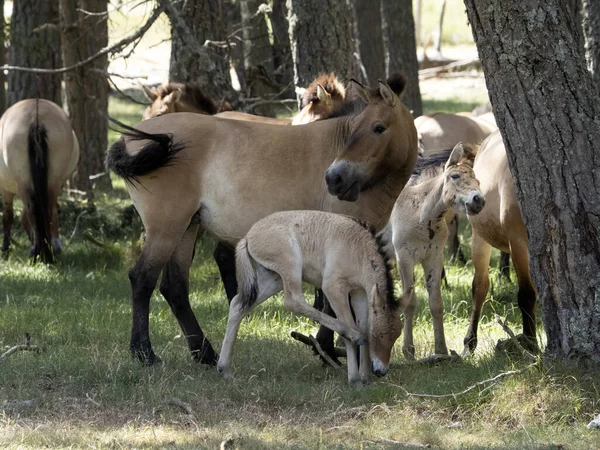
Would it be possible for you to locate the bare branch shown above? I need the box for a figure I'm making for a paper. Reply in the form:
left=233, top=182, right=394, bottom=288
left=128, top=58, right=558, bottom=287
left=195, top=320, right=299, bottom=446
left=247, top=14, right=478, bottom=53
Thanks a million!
left=0, top=5, right=165, bottom=74
left=494, top=314, right=538, bottom=362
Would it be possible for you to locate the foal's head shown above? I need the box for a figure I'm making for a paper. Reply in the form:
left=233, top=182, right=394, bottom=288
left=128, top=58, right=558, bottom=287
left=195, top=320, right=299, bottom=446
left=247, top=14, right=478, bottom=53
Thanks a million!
left=369, top=283, right=402, bottom=377
left=325, top=75, right=418, bottom=202
left=442, top=142, right=485, bottom=215
left=293, top=73, right=346, bottom=125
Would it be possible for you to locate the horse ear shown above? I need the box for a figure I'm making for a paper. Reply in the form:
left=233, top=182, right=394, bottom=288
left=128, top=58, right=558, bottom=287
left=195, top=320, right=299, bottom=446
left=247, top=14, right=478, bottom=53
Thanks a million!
left=446, top=142, right=465, bottom=170
left=141, top=85, right=157, bottom=101
left=349, top=79, right=371, bottom=104
left=163, top=89, right=182, bottom=106
left=316, top=83, right=331, bottom=103
left=378, top=81, right=397, bottom=107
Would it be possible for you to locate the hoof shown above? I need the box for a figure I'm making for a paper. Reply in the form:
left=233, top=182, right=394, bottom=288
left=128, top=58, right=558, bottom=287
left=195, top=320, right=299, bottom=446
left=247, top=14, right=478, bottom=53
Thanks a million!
left=217, top=364, right=233, bottom=380
left=130, top=344, right=160, bottom=366
left=191, top=348, right=219, bottom=366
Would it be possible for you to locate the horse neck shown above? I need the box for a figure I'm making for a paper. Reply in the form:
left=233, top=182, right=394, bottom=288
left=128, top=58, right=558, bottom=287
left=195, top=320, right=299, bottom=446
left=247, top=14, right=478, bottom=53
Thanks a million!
left=418, top=175, right=448, bottom=224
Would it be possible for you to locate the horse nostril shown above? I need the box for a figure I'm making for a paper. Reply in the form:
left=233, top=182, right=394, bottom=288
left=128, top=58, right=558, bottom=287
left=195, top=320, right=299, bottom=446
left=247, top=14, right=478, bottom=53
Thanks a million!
left=325, top=170, right=342, bottom=187
left=473, top=194, right=484, bottom=207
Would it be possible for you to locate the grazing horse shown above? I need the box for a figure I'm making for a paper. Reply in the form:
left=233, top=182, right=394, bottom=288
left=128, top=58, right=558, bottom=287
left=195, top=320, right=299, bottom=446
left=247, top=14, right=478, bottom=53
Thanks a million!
left=218, top=211, right=402, bottom=384
left=380, top=143, right=485, bottom=359
left=106, top=76, right=418, bottom=366
left=0, top=99, right=79, bottom=263
left=414, top=112, right=497, bottom=264
left=464, top=130, right=537, bottom=353
left=142, top=83, right=232, bottom=120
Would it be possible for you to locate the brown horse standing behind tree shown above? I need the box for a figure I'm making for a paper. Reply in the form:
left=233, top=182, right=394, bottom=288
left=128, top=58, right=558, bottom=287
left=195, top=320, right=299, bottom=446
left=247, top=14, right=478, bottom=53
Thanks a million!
left=0, top=99, right=79, bottom=262
left=106, top=76, right=418, bottom=366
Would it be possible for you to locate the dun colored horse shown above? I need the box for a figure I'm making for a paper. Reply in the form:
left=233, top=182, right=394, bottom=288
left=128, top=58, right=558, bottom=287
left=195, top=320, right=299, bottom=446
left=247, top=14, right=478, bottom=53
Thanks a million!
left=464, top=130, right=537, bottom=353
left=106, top=76, right=418, bottom=365
left=380, top=143, right=484, bottom=359
left=142, top=83, right=232, bottom=119
left=0, top=99, right=79, bottom=263
left=218, top=211, right=402, bottom=384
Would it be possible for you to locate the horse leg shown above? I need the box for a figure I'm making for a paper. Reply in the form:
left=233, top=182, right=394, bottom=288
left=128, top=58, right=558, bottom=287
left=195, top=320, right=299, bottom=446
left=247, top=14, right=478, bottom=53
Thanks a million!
left=213, top=242, right=238, bottom=302
left=447, top=212, right=466, bottom=264
left=464, top=231, right=492, bottom=354
left=314, top=293, right=339, bottom=366
left=1, top=191, right=14, bottom=255
left=499, top=251, right=512, bottom=282
left=129, top=227, right=188, bottom=365
left=218, top=265, right=283, bottom=378
left=159, top=224, right=218, bottom=365
left=397, top=252, right=416, bottom=360
left=509, top=240, right=538, bottom=351
left=350, top=290, right=371, bottom=384
left=422, top=253, right=448, bottom=355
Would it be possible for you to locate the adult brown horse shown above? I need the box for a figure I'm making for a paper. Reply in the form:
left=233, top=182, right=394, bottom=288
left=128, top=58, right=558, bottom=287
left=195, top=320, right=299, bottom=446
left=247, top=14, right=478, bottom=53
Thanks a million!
left=464, top=130, right=537, bottom=354
left=106, top=77, right=418, bottom=365
left=0, top=99, right=79, bottom=262
left=142, top=83, right=232, bottom=119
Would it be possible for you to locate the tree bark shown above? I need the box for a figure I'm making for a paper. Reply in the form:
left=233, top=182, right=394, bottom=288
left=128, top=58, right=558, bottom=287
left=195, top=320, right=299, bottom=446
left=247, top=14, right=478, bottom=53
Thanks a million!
left=287, top=0, right=358, bottom=90
left=381, top=0, right=422, bottom=117
left=161, top=0, right=235, bottom=104
left=59, top=0, right=111, bottom=195
left=582, top=0, right=600, bottom=89
left=463, top=0, right=600, bottom=362
left=0, top=0, right=6, bottom=114
left=354, top=0, right=386, bottom=85
left=270, top=0, right=293, bottom=87
left=8, top=0, right=62, bottom=106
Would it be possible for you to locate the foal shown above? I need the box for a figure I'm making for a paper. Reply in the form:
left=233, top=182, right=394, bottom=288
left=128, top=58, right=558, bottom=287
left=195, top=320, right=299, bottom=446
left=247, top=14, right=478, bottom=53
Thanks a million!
left=217, top=211, right=402, bottom=384
left=380, top=143, right=484, bottom=359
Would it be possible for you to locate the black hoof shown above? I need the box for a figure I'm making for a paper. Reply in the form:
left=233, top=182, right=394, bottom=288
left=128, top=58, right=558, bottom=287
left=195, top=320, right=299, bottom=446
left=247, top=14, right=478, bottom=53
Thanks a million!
left=191, top=348, right=219, bottom=366
left=130, top=345, right=160, bottom=366
left=463, top=335, right=478, bottom=353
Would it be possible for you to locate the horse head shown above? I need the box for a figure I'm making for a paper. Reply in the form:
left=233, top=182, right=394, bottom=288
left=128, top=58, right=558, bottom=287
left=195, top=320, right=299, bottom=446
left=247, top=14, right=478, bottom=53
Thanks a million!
left=443, top=142, right=485, bottom=215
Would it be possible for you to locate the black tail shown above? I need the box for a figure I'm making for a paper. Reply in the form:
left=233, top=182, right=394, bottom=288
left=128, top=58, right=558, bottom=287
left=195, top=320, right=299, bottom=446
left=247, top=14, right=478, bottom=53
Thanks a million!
left=27, top=121, right=53, bottom=263
left=105, top=117, right=185, bottom=184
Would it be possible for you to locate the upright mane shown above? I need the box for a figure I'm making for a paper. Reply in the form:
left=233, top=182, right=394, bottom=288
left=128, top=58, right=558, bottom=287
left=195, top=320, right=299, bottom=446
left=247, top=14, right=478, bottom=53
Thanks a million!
left=301, top=73, right=346, bottom=108
left=154, top=83, right=225, bottom=115
left=410, top=148, right=453, bottom=183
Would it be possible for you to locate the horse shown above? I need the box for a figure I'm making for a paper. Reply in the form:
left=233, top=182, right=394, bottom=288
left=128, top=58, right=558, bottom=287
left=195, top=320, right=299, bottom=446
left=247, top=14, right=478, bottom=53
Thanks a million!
left=217, top=210, right=402, bottom=384
left=0, top=99, right=79, bottom=263
left=414, top=112, right=497, bottom=265
left=379, top=143, right=485, bottom=359
left=141, top=82, right=233, bottom=120
left=464, top=130, right=537, bottom=354
left=105, top=76, right=418, bottom=366
left=292, top=72, right=346, bottom=125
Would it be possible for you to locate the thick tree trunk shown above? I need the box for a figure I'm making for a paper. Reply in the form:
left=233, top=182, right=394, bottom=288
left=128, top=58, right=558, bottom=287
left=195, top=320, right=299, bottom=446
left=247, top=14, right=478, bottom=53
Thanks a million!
left=8, top=0, right=62, bottom=106
left=271, top=0, right=293, bottom=87
left=582, top=0, right=600, bottom=88
left=381, top=0, right=422, bottom=117
left=0, top=0, right=6, bottom=114
left=59, top=0, right=111, bottom=194
left=463, top=0, right=600, bottom=362
left=354, top=0, right=386, bottom=85
left=287, top=0, right=358, bottom=90
left=161, top=0, right=235, bottom=104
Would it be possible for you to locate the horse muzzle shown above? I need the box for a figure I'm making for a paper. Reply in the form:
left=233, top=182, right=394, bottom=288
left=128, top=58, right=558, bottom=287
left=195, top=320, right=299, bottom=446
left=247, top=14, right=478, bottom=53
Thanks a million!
left=325, top=161, right=365, bottom=202
left=462, top=191, right=486, bottom=215
left=371, top=357, right=389, bottom=377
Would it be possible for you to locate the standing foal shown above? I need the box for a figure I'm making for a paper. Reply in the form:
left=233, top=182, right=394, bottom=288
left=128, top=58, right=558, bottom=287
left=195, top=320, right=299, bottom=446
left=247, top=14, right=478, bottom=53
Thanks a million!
left=217, top=211, right=402, bottom=384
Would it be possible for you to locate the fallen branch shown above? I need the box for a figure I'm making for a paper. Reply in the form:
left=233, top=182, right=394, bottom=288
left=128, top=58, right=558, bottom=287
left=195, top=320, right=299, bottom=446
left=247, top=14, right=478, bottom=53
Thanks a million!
left=83, top=232, right=106, bottom=248
left=68, top=210, right=89, bottom=242
left=379, top=437, right=431, bottom=448
left=290, top=331, right=343, bottom=369
left=1, top=333, right=41, bottom=360
left=414, top=350, right=461, bottom=365
left=291, top=331, right=346, bottom=358
left=402, top=362, right=538, bottom=399
left=418, top=58, right=480, bottom=79
left=494, top=314, right=538, bottom=362
left=167, top=397, right=193, bottom=415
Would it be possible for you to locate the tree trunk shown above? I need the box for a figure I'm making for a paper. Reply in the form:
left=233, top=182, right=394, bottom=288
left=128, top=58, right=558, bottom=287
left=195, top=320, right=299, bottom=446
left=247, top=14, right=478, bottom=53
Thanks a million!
left=354, top=0, right=386, bottom=85
left=59, top=0, right=111, bottom=195
left=463, top=0, right=600, bottom=362
left=381, top=0, right=422, bottom=117
left=287, top=0, right=358, bottom=90
left=161, top=0, right=235, bottom=104
left=7, top=0, right=62, bottom=106
left=0, top=0, right=6, bottom=114
left=270, top=0, right=293, bottom=87
left=582, top=0, right=600, bottom=89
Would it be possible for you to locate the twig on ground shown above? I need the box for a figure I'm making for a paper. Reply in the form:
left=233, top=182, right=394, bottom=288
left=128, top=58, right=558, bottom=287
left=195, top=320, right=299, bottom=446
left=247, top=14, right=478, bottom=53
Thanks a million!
left=69, top=210, right=89, bottom=242
left=290, top=331, right=345, bottom=369
left=402, top=362, right=538, bottom=399
left=167, top=397, right=193, bottom=415
left=83, top=232, right=106, bottom=248
left=494, top=314, right=538, bottom=362
left=379, top=437, right=431, bottom=448
left=1, top=333, right=41, bottom=360
left=414, top=350, right=461, bottom=365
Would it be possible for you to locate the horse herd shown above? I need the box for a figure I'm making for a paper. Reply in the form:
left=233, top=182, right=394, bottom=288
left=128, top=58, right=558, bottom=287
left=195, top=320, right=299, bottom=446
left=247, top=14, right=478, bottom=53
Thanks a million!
left=0, top=73, right=538, bottom=384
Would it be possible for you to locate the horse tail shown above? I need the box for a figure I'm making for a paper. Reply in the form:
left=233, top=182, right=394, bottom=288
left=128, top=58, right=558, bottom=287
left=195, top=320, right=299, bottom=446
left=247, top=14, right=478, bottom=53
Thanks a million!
left=235, top=238, right=258, bottom=310
left=27, top=120, right=54, bottom=263
left=105, top=118, right=185, bottom=184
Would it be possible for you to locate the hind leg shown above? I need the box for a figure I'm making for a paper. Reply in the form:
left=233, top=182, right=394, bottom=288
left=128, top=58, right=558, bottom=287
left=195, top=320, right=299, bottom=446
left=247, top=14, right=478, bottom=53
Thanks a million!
left=159, top=224, right=218, bottom=365
left=214, top=242, right=238, bottom=302
left=1, top=191, right=14, bottom=255
left=509, top=240, right=538, bottom=351
left=464, top=230, right=492, bottom=354
left=422, top=253, right=448, bottom=355
left=397, top=251, right=416, bottom=359
left=218, top=266, right=282, bottom=378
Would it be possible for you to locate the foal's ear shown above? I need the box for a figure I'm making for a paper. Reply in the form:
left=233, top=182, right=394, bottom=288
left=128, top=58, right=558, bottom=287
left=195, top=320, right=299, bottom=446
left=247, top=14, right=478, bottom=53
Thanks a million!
left=316, top=83, right=331, bottom=104
left=163, top=89, right=182, bottom=107
left=378, top=81, right=397, bottom=108
left=349, top=78, right=371, bottom=104
left=446, top=142, right=465, bottom=170
left=141, top=85, right=157, bottom=101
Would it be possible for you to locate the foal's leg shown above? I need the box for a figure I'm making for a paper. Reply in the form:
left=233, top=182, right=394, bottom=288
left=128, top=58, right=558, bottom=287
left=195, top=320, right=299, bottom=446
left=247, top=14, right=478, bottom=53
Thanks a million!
left=1, top=191, right=14, bottom=255
left=160, top=224, right=218, bottom=365
left=464, top=230, right=492, bottom=354
left=214, top=242, right=238, bottom=302
left=509, top=239, right=538, bottom=351
left=422, top=253, right=448, bottom=355
left=351, top=290, right=371, bottom=384
left=397, top=251, right=417, bottom=360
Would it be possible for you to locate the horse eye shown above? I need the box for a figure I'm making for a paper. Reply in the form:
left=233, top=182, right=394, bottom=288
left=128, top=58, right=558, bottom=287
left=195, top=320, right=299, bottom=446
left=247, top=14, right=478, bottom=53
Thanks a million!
left=373, top=124, right=387, bottom=135
left=451, top=173, right=460, bottom=180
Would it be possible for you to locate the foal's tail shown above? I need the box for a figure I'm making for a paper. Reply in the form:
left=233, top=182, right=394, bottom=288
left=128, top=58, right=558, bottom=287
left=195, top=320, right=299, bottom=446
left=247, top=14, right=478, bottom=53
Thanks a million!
left=27, top=120, right=54, bottom=263
left=105, top=118, right=185, bottom=184
left=235, top=238, right=258, bottom=310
